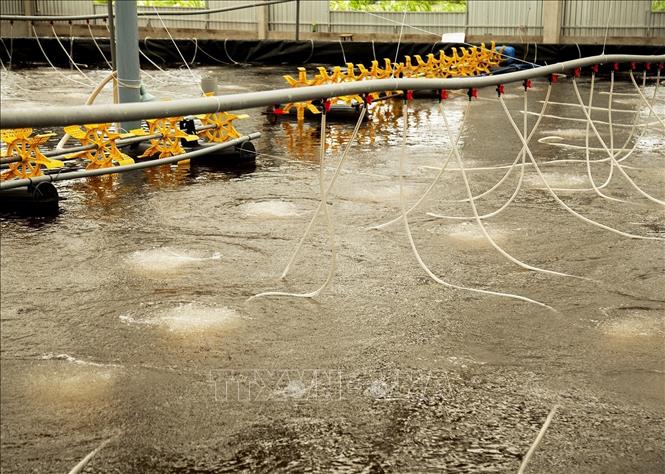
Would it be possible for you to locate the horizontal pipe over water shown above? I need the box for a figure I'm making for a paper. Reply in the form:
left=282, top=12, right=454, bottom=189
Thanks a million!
left=0, top=133, right=260, bottom=191
left=0, top=0, right=293, bottom=22
left=1, top=55, right=663, bottom=130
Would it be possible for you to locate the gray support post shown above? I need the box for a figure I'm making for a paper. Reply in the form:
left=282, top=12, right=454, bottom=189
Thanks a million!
left=295, top=0, right=300, bottom=41
left=543, top=0, right=563, bottom=44
left=257, top=0, right=269, bottom=40
left=107, top=0, right=117, bottom=71
left=23, top=0, right=32, bottom=37
left=114, top=0, right=141, bottom=130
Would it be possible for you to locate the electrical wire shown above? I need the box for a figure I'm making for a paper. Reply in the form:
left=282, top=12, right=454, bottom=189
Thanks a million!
left=364, top=10, right=541, bottom=69
left=32, top=25, right=93, bottom=87
left=153, top=7, right=201, bottom=92
left=394, top=10, right=407, bottom=65
left=223, top=38, right=240, bottom=65
left=87, top=22, right=113, bottom=70
left=51, top=24, right=94, bottom=83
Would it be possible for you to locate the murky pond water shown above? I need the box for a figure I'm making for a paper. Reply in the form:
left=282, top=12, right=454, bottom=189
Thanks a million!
left=1, top=65, right=664, bottom=472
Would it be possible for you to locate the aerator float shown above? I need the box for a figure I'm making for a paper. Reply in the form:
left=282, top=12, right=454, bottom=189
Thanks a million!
left=269, top=42, right=513, bottom=121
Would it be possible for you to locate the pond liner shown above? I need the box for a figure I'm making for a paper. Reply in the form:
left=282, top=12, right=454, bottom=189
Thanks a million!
left=2, top=37, right=663, bottom=69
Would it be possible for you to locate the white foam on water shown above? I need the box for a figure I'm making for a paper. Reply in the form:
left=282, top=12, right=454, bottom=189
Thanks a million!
left=240, top=201, right=301, bottom=218
left=446, top=355, right=485, bottom=368
left=540, top=128, right=592, bottom=139
left=40, top=353, right=120, bottom=368
left=127, top=247, right=221, bottom=274
left=525, top=171, right=590, bottom=188
left=217, top=84, right=252, bottom=92
left=339, top=184, right=418, bottom=203
left=612, top=97, right=642, bottom=105
left=273, top=380, right=310, bottom=399
left=600, top=314, right=664, bottom=338
left=120, top=303, right=242, bottom=334
left=158, top=304, right=241, bottom=333
left=119, top=314, right=159, bottom=327
left=429, top=222, right=507, bottom=247
left=26, top=362, right=117, bottom=403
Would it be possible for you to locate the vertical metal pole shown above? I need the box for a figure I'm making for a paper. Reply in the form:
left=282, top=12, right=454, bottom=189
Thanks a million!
left=107, top=0, right=117, bottom=71
left=257, top=0, right=269, bottom=40
left=24, top=0, right=33, bottom=37
left=114, top=0, right=141, bottom=130
left=295, top=0, right=300, bottom=41
left=107, top=0, right=119, bottom=129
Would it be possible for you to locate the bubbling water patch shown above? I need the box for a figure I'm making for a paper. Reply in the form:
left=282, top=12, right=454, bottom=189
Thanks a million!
left=240, top=201, right=301, bottom=218
left=25, top=361, right=117, bottom=404
left=540, top=128, right=593, bottom=139
left=428, top=222, right=509, bottom=248
left=338, top=184, right=419, bottom=204
left=120, top=303, right=242, bottom=334
left=599, top=313, right=664, bottom=338
left=525, top=171, right=591, bottom=189
left=127, top=247, right=221, bottom=274
left=40, top=353, right=120, bottom=368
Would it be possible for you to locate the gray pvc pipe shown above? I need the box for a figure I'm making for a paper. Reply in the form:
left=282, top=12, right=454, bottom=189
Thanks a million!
left=2, top=54, right=663, bottom=130
left=114, top=0, right=142, bottom=131
left=0, top=132, right=260, bottom=190
left=0, top=0, right=293, bottom=21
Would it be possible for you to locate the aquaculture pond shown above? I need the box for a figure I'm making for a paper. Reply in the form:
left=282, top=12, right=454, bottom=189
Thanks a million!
left=1, top=65, right=664, bottom=472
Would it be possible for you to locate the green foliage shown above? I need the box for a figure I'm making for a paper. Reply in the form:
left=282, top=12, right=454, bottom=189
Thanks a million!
left=330, top=0, right=466, bottom=12
left=653, top=0, right=665, bottom=12
left=93, top=0, right=205, bottom=7
left=138, top=0, right=205, bottom=6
